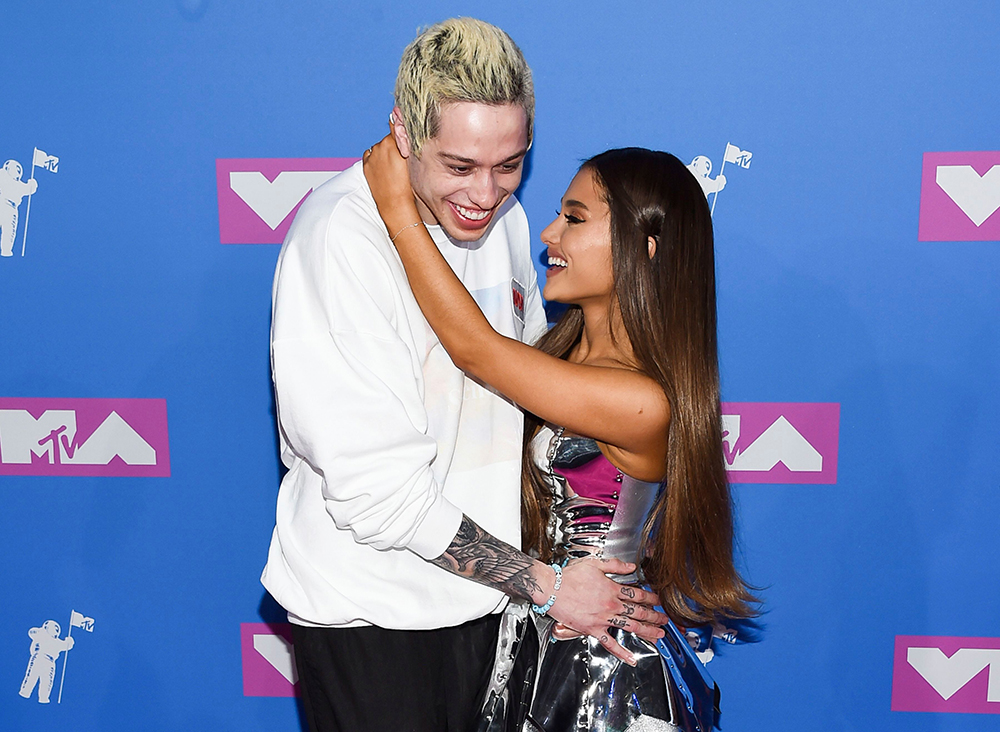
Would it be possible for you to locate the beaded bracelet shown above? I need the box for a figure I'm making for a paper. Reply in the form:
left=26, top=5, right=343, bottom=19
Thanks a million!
left=531, top=563, right=563, bottom=615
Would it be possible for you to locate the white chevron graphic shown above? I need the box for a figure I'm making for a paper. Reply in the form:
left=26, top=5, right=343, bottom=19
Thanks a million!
left=722, top=415, right=822, bottom=472
left=936, top=165, right=1000, bottom=226
left=65, top=412, right=155, bottom=465
left=230, top=171, right=340, bottom=229
left=907, top=647, right=1000, bottom=701
left=253, top=634, right=298, bottom=684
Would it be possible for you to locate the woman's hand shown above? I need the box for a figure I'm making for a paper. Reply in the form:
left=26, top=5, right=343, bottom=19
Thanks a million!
left=363, top=131, right=421, bottom=238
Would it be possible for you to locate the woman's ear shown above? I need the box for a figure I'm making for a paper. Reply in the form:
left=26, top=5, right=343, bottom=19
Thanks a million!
left=391, top=107, right=413, bottom=159
left=647, top=235, right=657, bottom=260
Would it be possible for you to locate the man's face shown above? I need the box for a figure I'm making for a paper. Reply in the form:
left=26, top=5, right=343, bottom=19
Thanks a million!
left=403, top=102, right=529, bottom=242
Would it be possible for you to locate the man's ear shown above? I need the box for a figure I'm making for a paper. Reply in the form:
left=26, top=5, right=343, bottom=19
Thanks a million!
left=391, top=107, right=413, bottom=159
left=647, top=235, right=657, bottom=260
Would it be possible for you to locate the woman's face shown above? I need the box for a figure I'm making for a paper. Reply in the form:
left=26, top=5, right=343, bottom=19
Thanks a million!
left=540, top=167, right=614, bottom=306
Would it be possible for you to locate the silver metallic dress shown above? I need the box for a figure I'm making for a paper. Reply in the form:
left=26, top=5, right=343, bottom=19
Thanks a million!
left=522, top=426, right=721, bottom=732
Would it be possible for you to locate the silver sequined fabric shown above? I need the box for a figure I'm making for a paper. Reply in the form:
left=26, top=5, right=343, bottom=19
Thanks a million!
left=625, top=716, right=682, bottom=732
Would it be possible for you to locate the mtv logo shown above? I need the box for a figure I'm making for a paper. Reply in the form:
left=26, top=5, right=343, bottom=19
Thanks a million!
left=241, top=623, right=298, bottom=697
left=918, top=151, right=1000, bottom=241
left=216, top=158, right=358, bottom=244
left=892, top=635, right=1000, bottom=714
left=721, top=402, right=839, bottom=484
left=0, top=398, right=170, bottom=477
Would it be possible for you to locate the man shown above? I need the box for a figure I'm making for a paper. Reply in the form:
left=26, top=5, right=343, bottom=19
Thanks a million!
left=262, top=18, right=666, bottom=732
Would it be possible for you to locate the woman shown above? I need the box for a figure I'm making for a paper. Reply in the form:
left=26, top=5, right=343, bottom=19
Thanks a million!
left=364, top=138, right=757, bottom=732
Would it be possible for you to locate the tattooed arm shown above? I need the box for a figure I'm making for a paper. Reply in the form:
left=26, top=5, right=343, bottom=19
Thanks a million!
left=430, top=515, right=543, bottom=600
left=432, top=515, right=670, bottom=664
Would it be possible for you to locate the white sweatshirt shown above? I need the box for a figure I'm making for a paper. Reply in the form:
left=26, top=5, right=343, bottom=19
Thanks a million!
left=261, top=162, right=548, bottom=629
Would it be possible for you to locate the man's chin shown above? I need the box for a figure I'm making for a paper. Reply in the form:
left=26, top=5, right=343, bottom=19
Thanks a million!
left=441, top=225, right=488, bottom=242
left=439, top=216, right=493, bottom=242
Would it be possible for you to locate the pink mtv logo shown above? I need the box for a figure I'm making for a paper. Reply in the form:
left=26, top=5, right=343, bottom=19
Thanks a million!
left=217, top=158, right=358, bottom=244
left=0, top=398, right=170, bottom=477
left=241, top=623, right=298, bottom=697
left=918, top=151, right=1000, bottom=241
left=892, top=635, right=1000, bottom=715
left=721, top=402, right=839, bottom=484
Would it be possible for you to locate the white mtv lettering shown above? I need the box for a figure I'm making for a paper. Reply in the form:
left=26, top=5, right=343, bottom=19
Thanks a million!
left=230, top=171, right=340, bottom=229
left=0, top=409, right=154, bottom=465
left=253, top=634, right=298, bottom=684
left=0, top=410, right=77, bottom=463
left=721, top=414, right=822, bottom=472
left=907, top=647, right=1000, bottom=702
left=935, top=165, right=1000, bottom=226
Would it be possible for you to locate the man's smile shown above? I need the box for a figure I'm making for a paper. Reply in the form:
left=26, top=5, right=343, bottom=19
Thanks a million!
left=452, top=203, right=492, bottom=221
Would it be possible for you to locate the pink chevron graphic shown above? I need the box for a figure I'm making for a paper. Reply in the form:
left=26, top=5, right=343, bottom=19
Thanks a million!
left=721, top=402, right=839, bottom=484
left=892, top=635, right=1000, bottom=714
left=918, top=151, right=1000, bottom=241
left=216, top=158, right=357, bottom=244
left=241, top=623, right=299, bottom=697
left=0, top=397, right=169, bottom=477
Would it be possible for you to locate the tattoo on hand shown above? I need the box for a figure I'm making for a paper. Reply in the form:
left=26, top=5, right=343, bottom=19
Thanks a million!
left=609, top=616, right=627, bottom=628
left=430, top=515, right=542, bottom=600
left=622, top=603, right=635, bottom=616
left=621, top=587, right=635, bottom=599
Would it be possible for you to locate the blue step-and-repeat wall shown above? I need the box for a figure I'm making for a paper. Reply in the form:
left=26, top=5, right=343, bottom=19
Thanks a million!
left=3, top=2, right=999, bottom=730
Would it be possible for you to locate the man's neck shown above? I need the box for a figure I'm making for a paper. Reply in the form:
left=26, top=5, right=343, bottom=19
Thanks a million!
left=412, top=193, right=439, bottom=227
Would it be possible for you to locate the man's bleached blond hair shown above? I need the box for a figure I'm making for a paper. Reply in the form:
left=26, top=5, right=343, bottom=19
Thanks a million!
left=395, top=18, right=534, bottom=156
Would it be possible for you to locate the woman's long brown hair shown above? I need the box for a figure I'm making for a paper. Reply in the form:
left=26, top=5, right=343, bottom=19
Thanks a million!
left=522, top=148, right=758, bottom=626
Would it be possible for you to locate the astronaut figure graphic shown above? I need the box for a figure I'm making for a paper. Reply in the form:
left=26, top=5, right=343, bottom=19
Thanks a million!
left=686, top=155, right=727, bottom=198
left=0, top=160, right=38, bottom=257
left=19, top=620, right=74, bottom=703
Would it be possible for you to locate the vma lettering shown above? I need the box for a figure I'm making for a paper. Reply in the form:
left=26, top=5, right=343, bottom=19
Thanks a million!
left=0, top=398, right=170, bottom=477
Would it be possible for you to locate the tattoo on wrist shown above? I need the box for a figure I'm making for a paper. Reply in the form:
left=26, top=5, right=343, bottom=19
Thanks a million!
left=430, top=515, right=543, bottom=601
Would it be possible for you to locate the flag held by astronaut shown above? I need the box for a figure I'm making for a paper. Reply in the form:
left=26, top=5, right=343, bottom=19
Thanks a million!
left=33, top=148, right=59, bottom=173
left=723, top=143, right=752, bottom=169
left=70, top=611, right=95, bottom=632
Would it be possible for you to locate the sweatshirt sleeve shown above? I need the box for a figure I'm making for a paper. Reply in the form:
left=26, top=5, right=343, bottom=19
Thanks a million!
left=270, top=199, right=462, bottom=560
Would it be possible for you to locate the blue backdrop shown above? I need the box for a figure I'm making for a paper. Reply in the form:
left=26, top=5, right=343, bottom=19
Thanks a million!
left=3, top=1, right=999, bottom=730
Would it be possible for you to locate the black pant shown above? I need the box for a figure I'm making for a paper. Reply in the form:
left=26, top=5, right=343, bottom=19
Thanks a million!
left=291, top=614, right=501, bottom=732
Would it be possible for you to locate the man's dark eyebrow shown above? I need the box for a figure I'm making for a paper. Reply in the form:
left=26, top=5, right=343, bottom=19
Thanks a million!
left=498, top=149, right=528, bottom=164
left=438, top=149, right=528, bottom=166
left=438, top=152, right=477, bottom=165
